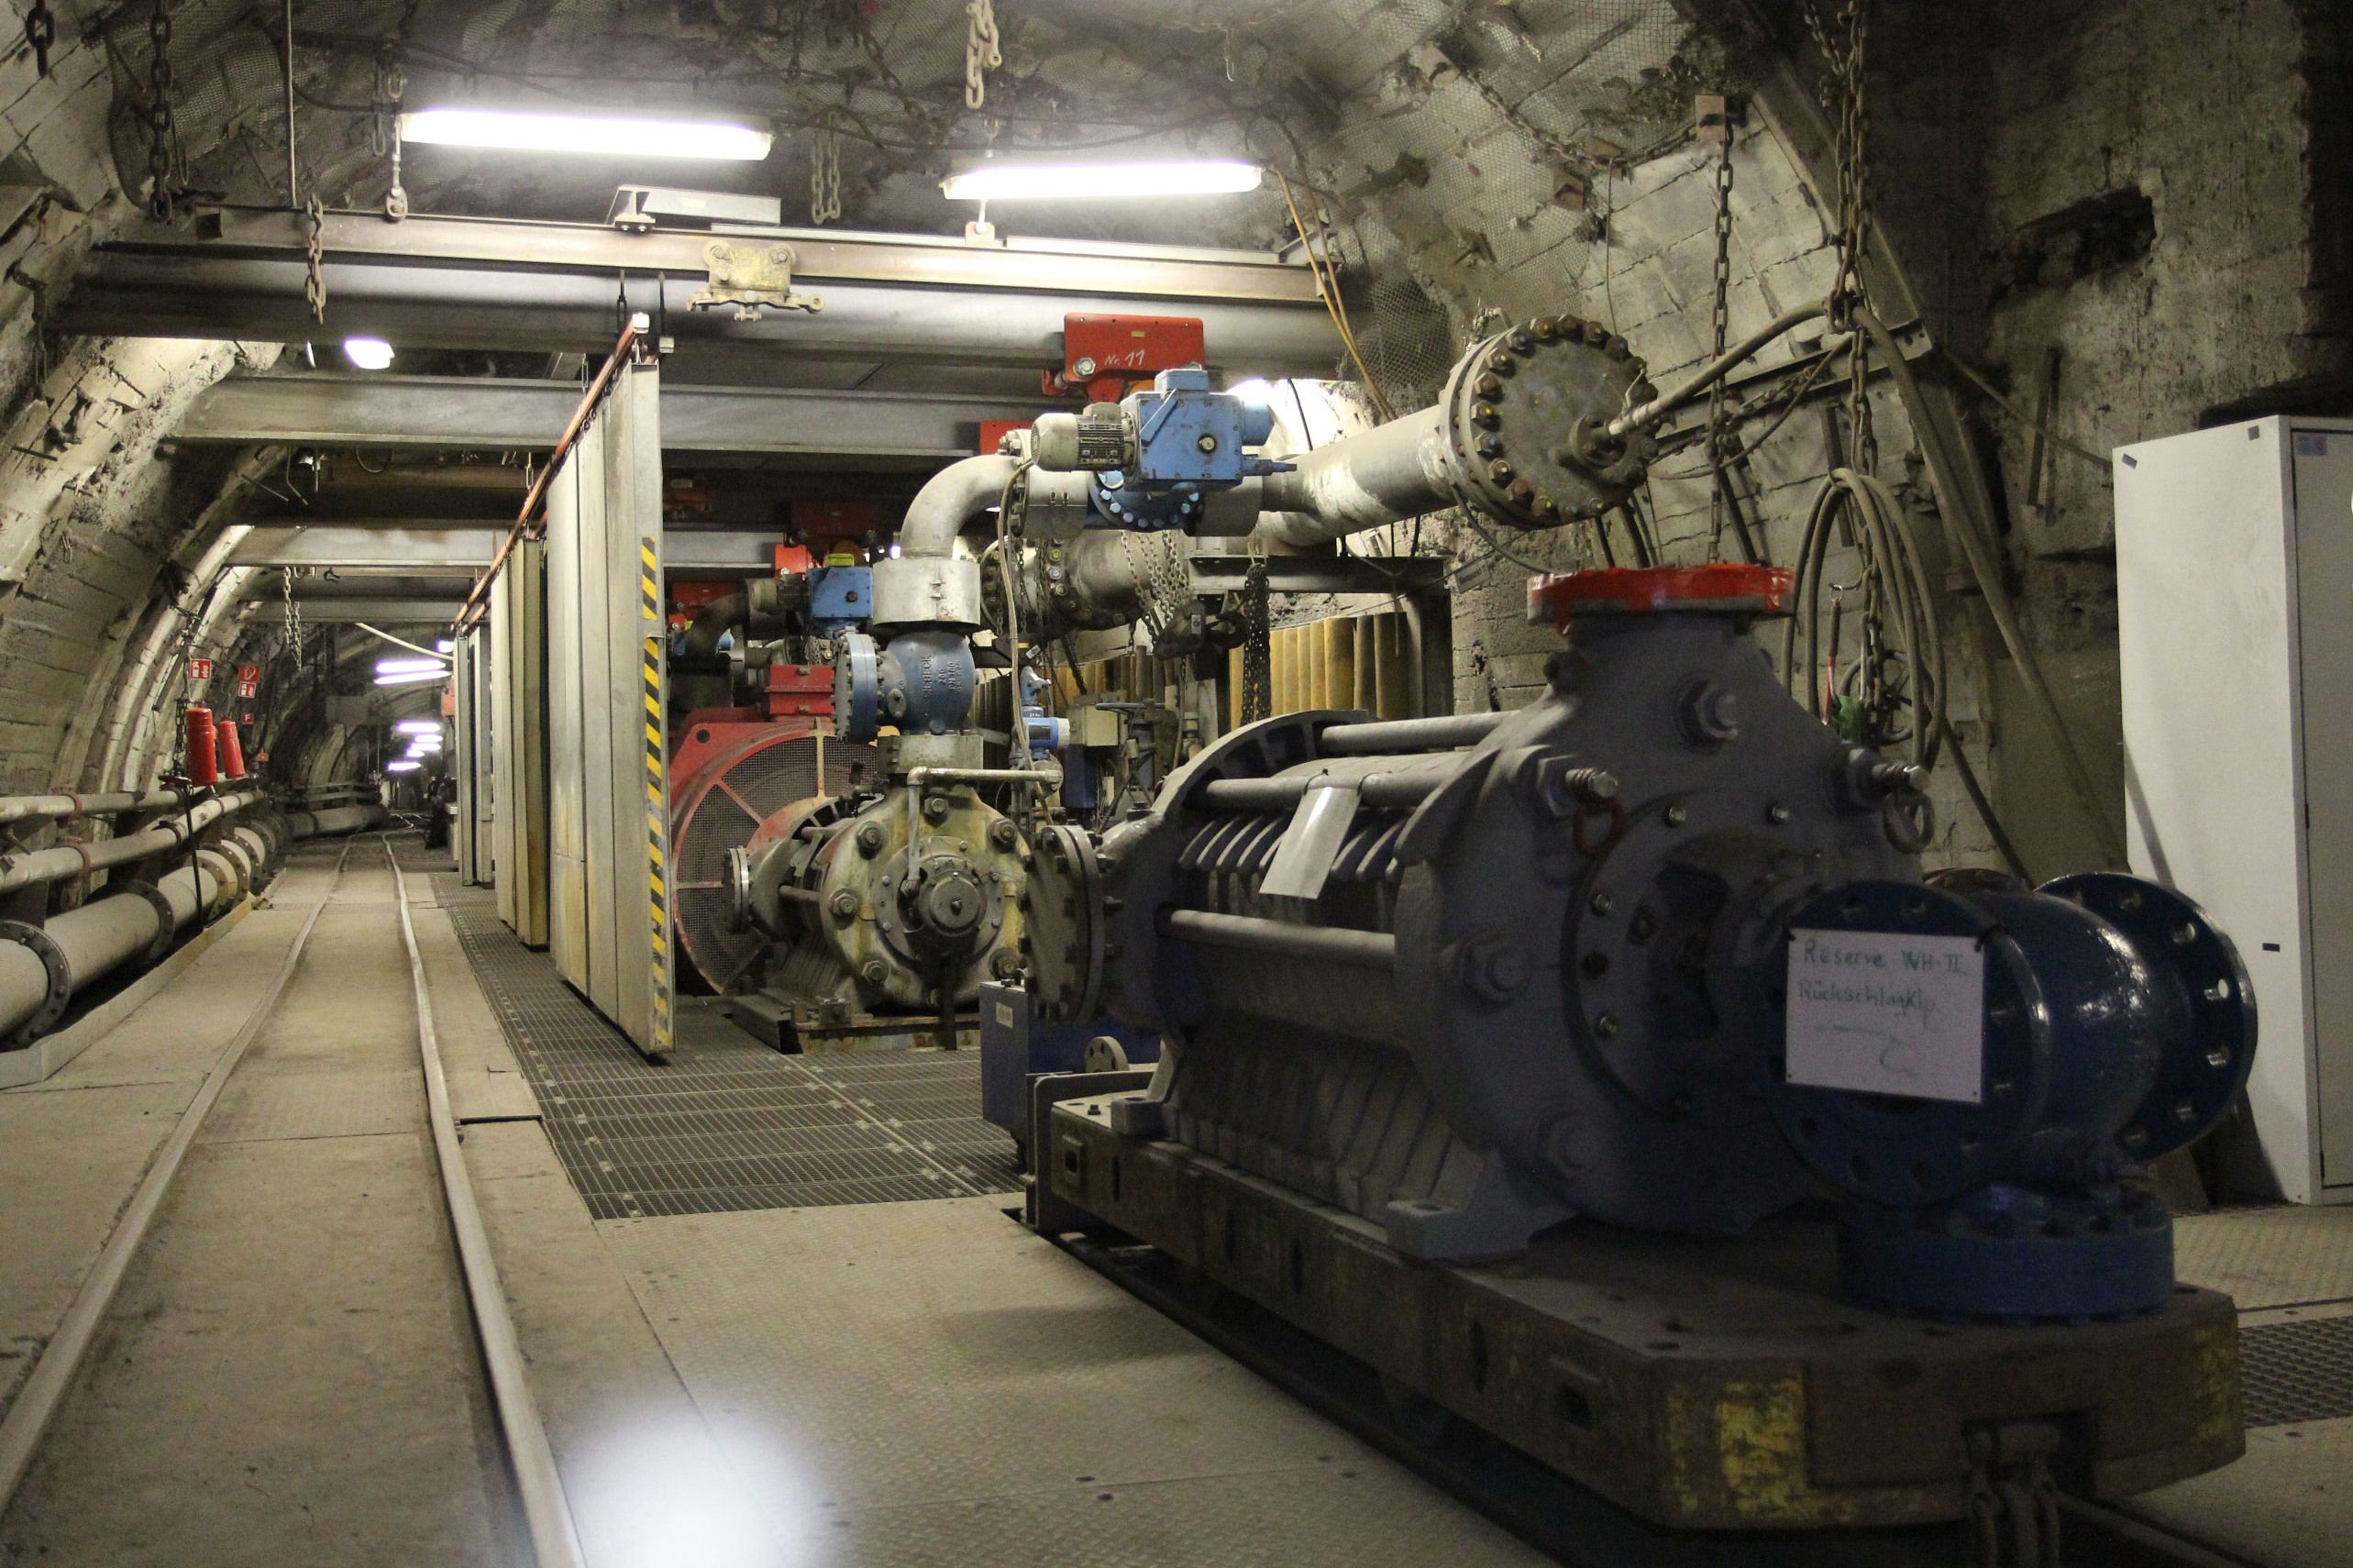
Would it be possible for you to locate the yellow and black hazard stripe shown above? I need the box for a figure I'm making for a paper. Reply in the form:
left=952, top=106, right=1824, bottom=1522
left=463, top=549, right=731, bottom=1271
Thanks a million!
left=641, top=535, right=672, bottom=1055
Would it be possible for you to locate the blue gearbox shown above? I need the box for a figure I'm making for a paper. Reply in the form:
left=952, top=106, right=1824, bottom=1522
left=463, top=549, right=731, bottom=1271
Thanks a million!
left=833, top=628, right=976, bottom=743
left=1765, top=872, right=2256, bottom=1320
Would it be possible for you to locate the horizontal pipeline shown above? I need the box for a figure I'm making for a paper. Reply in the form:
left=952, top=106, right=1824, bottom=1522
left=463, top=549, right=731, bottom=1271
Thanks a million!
left=1157, top=909, right=1397, bottom=969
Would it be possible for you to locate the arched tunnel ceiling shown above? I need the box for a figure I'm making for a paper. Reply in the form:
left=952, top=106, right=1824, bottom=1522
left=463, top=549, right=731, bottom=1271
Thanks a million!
left=0, top=0, right=2319, bottom=876
left=43, top=0, right=1736, bottom=796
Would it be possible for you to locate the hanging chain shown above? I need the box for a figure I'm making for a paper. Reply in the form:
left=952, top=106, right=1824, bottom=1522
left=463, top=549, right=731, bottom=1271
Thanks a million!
left=370, top=59, right=409, bottom=221
left=1240, top=551, right=1272, bottom=724
left=1804, top=0, right=1875, bottom=465
left=303, top=194, right=326, bottom=323
left=964, top=0, right=1001, bottom=111
left=1705, top=127, right=1736, bottom=561
left=810, top=114, right=842, bottom=225
left=23, top=1, right=53, bottom=77
left=282, top=566, right=302, bottom=668
left=1121, top=529, right=1194, bottom=649
left=145, top=0, right=177, bottom=219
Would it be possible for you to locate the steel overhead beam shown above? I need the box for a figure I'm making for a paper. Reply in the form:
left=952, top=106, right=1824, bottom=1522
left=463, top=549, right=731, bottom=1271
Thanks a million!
left=62, top=209, right=1343, bottom=371
left=178, top=375, right=1050, bottom=459
left=233, top=525, right=784, bottom=574
left=238, top=599, right=465, bottom=624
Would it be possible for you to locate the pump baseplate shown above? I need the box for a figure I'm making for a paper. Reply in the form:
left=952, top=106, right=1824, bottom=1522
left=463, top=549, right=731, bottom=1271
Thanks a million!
left=1042, top=1093, right=2242, bottom=1532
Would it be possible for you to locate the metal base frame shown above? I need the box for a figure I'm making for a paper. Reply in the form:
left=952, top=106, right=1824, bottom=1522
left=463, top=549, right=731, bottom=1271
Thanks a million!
left=1042, top=1092, right=2243, bottom=1534
left=722, top=988, right=978, bottom=1053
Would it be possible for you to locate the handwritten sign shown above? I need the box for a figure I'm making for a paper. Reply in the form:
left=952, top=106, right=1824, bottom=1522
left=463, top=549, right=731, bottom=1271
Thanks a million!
left=1785, top=929, right=1984, bottom=1104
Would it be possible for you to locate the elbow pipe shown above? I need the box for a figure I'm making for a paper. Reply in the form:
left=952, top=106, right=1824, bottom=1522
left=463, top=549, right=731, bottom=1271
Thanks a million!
left=681, top=592, right=748, bottom=663
left=900, top=455, right=1017, bottom=559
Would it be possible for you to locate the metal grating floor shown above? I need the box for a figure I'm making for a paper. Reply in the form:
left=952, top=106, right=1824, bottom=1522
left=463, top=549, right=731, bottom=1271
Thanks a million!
left=2240, top=1317, right=2353, bottom=1428
left=437, top=880, right=1020, bottom=1220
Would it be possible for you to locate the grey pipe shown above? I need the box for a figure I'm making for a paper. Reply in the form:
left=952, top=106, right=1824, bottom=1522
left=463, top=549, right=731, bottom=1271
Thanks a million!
left=1320, top=712, right=1510, bottom=756
left=1253, top=405, right=1457, bottom=549
left=0, top=789, right=262, bottom=898
left=0, top=789, right=191, bottom=829
left=290, top=803, right=385, bottom=840
left=901, top=455, right=1017, bottom=559
left=682, top=592, right=747, bottom=661
left=0, top=891, right=172, bottom=1039
left=1158, top=909, right=1397, bottom=969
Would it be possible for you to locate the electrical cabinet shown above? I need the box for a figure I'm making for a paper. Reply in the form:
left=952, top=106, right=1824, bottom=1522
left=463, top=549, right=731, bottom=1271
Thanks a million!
left=2115, top=416, right=2353, bottom=1203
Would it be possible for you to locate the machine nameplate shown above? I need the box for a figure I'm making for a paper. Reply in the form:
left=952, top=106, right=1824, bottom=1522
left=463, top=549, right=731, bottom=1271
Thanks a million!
left=1784, top=929, right=1984, bottom=1103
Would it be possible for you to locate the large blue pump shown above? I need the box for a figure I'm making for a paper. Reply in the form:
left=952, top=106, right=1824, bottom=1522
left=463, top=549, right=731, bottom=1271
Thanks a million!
left=1765, top=872, right=2255, bottom=1319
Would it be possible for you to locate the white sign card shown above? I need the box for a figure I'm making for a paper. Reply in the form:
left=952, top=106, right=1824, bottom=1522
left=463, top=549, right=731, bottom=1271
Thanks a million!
left=1784, top=928, right=1986, bottom=1104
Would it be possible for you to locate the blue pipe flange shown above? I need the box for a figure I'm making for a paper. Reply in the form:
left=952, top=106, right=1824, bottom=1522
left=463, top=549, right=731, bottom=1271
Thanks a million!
left=1762, top=874, right=2254, bottom=1321
left=833, top=630, right=882, bottom=742
left=2039, top=872, right=2257, bottom=1162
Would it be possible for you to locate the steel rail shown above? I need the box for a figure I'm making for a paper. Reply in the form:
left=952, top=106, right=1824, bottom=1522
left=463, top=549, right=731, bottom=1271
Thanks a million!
left=382, top=842, right=588, bottom=1568
left=0, top=837, right=349, bottom=1511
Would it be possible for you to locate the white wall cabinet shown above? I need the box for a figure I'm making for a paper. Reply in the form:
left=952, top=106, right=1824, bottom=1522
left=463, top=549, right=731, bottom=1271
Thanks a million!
left=2116, top=416, right=2353, bottom=1202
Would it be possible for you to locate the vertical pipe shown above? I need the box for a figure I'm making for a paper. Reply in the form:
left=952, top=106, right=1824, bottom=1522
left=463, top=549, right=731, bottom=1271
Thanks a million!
left=282, top=0, right=297, bottom=207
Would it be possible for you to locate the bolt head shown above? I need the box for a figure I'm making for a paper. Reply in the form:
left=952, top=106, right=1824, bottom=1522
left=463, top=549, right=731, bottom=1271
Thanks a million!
left=856, top=823, right=885, bottom=856
left=1486, top=349, right=1517, bottom=374
left=1476, top=433, right=1507, bottom=458
left=1593, top=1012, right=1620, bottom=1040
left=829, top=889, right=860, bottom=921
left=1530, top=493, right=1558, bottom=518
left=1664, top=802, right=1689, bottom=827
left=1486, top=458, right=1515, bottom=483
left=1582, top=321, right=1607, bottom=346
left=1767, top=802, right=1791, bottom=824
left=1508, top=328, right=1535, bottom=354
left=1471, top=402, right=1501, bottom=430
left=1455, top=931, right=1529, bottom=1003
left=1508, top=479, right=1534, bottom=502
left=1196, top=433, right=1219, bottom=454
left=1073, top=356, right=1098, bottom=377
left=923, top=794, right=951, bottom=822
left=1530, top=316, right=1562, bottom=342
left=1589, top=890, right=1615, bottom=916
left=860, top=959, right=889, bottom=986
left=1474, top=372, right=1504, bottom=399
left=989, top=819, right=1019, bottom=850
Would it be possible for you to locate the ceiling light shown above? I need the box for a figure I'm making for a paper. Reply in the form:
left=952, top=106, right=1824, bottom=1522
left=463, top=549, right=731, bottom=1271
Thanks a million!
left=373, top=670, right=445, bottom=687
left=941, top=160, right=1261, bottom=202
left=344, top=337, right=394, bottom=370
left=385, top=759, right=422, bottom=773
left=375, top=657, right=446, bottom=676
left=402, top=108, right=773, bottom=161
left=436, top=639, right=455, bottom=653
left=408, top=736, right=445, bottom=753
left=392, top=720, right=442, bottom=735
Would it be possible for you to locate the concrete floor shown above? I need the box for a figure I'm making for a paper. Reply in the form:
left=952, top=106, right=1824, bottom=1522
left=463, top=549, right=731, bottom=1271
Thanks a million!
left=1, top=840, right=2350, bottom=1565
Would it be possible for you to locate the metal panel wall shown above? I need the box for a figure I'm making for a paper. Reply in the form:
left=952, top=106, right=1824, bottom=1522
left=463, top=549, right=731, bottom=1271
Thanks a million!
left=451, top=628, right=489, bottom=884
left=540, top=357, right=668, bottom=1055
left=547, top=457, right=590, bottom=985
left=490, top=543, right=549, bottom=944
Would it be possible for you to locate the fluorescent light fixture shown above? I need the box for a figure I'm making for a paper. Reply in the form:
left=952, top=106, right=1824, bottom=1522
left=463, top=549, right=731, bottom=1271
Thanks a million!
left=436, top=639, right=455, bottom=653
left=373, top=670, right=445, bottom=688
left=385, top=759, right=421, bottom=773
left=392, top=720, right=442, bottom=735
left=941, top=160, right=1261, bottom=202
left=374, top=657, right=446, bottom=676
left=401, top=108, right=773, bottom=161
left=344, top=337, right=393, bottom=370
left=407, top=737, right=445, bottom=754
